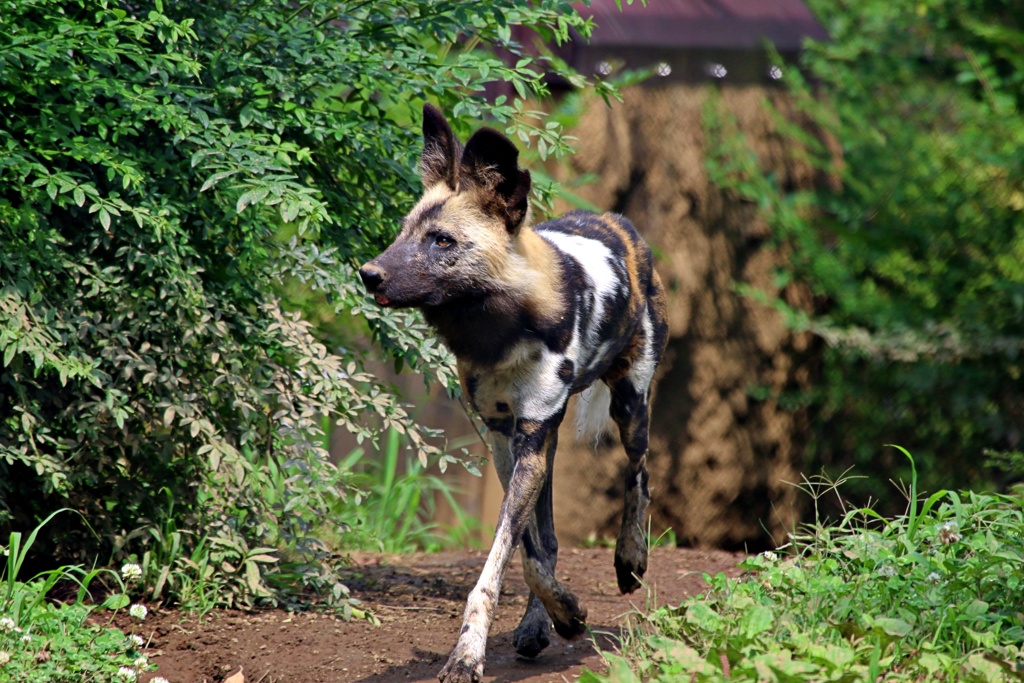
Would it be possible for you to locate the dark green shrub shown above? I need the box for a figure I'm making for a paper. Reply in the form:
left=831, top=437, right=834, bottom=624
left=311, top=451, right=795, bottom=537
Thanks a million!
left=0, top=0, right=600, bottom=596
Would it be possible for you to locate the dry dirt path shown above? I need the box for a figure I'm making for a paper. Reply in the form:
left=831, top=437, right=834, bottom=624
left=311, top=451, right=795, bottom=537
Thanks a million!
left=139, top=546, right=743, bottom=683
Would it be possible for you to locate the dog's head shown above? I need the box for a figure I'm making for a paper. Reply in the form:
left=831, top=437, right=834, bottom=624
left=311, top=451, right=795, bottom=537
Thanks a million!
left=358, top=104, right=532, bottom=309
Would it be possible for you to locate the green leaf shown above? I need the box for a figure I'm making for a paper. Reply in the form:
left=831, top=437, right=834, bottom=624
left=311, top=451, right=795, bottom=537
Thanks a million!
left=685, top=601, right=722, bottom=631
left=101, top=593, right=131, bottom=610
left=236, top=187, right=269, bottom=212
left=873, top=617, right=913, bottom=637
left=200, top=170, right=239, bottom=192
left=739, top=604, right=774, bottom=637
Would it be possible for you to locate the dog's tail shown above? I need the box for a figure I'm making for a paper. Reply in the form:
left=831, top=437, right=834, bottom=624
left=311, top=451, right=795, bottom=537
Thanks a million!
left=574, top=382, right=614, bottom=448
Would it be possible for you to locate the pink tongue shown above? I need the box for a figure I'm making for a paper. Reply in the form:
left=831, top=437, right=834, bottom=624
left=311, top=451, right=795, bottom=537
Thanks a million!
left=375, top=293, right=391, bottom=306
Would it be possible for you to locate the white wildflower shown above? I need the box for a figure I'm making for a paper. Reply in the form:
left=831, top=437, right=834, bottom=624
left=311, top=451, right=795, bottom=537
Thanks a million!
left=20, top=635, right=30, bottom=644
left=878, top=565, right=896, bottom=578
left=133, top=656, right=148, bottom=669
left=0, top=651, right=9, bottom=666
left=121, top=563, right=143, bottom=582
left=0, top=618, right=14, bottom=631
left=116, top=666, right=137, bottom=680
left=129, top=604, right=148, bottom=620
left=130, top=634, right=145, bottom=648
left=151, top=678, right=171, bottom=683
left=927, top=571, right=941, bottom=583
left=937, top=521, right=962, bottom=545
left=761, top=550, right=778, bottom=563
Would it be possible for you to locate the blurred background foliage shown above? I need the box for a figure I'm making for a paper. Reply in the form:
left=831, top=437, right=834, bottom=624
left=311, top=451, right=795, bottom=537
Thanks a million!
left=706, top=0, right=1024, bottom=513
left=0, top=0, right=603, bottom=603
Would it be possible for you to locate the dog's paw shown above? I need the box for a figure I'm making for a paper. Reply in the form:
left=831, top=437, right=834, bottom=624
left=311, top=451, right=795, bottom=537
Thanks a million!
left=614, top=544, right=648, bottom=594
left=552, top=609, right=588, bottom=640
left=438, top=650, right=484, bottom=683
left=548, top=591, right=588, bottom=640
left=513, top=617, right=551, bottom=658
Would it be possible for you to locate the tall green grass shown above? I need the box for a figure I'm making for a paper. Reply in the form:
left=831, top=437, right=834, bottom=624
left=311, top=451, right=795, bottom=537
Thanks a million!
left=585, top=448, right=1024, bottom=682
left=331, top=427, right=483, bottom=554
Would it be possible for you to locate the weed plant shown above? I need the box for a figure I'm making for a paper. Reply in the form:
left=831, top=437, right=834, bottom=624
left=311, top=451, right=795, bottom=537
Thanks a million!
left=1, top=512, right=163, bottom=682
left=585, top=448, right=1024, bottom=682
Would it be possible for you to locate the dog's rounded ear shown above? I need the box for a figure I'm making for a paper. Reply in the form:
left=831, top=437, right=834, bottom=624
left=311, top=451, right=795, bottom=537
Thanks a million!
left=461, top=128, right=532, bottom=233
left=421, top=103, right=459, bottom=189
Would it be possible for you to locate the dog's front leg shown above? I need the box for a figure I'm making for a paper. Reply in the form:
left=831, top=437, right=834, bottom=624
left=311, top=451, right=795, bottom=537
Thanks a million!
left=438, top=418, right=555, bottom=683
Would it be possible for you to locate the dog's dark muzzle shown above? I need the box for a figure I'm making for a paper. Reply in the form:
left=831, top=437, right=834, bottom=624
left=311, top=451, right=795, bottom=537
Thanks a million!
left=358, top=262, right=392, bottom=305
left=358, top=263, right=384, bottom=291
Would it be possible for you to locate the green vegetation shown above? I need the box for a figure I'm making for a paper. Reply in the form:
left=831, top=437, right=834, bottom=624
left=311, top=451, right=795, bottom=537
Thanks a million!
left=705, top=0, right=1024, bottom=511
left=584, top=449, right=1024, bottom=682
left=0, top=0, right=603, bottom=606
left=2, top=1, right=1022, bottom=679
left=651, top=5, right=1024, bottom=671
left=0, top=513, right=159, bottom=682
left=333, top=428, right=483, bottom=554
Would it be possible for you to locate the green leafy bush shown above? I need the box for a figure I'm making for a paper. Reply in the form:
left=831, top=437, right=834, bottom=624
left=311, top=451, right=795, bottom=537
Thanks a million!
left=0, top=0, right=602, bottom=600
left=586, top=450, right=1024, bottom=682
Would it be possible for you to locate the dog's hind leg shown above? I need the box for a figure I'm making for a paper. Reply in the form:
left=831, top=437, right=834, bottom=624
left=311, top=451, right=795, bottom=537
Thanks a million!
left=607, top=305, right=666, bottom=594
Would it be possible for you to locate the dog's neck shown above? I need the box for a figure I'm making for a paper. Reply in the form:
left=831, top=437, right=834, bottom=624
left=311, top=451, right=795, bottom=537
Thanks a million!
left=422, top=290, right=533, bottom=367
left=422, top=226, right=565, bottom=368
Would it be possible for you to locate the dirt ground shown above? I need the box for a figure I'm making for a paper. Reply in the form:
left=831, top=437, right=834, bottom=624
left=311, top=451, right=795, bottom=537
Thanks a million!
left=136, top=546, right=743, bottom=683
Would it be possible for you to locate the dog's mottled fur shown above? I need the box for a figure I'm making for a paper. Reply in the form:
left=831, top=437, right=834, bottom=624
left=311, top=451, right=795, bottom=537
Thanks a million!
left=359, top=105, right=668, bottom=683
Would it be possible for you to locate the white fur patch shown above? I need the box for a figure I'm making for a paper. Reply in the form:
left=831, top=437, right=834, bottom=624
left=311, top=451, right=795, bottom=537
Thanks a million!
left=631, top=306, right=658, bottom=389
left=574, top=382, right=613, bottom=446
left=536, top=230, right=618, bottom=336
left=516, top=346, right=572, bottom=422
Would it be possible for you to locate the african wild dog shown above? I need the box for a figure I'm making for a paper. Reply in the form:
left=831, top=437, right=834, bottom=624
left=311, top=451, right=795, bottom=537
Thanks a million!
left=359, top=104, right=668, bottom=683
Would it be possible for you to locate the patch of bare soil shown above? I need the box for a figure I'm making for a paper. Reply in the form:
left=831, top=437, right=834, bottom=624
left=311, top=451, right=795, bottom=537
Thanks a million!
left=137, top=547, right=742, bottom=683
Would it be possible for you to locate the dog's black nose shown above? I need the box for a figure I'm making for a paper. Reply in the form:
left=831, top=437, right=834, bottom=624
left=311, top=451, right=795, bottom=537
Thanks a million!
left=359, top=264, right=385, bottom=292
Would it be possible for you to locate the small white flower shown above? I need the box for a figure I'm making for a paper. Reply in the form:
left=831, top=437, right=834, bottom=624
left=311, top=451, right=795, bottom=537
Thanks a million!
left=151, top=677, right=171, bottom=683
left=20, top=635, right=30, bottom=644
left=121, top=563, right=143, bottom=582
left=130, top=634, right=145, bottom=648
left=927, top=571, right=942, bottom=583
left=116, top=666, right=137, bottom=680
left=878, top=565, right=896, bottom=578
left=0, top=651, right=9, bottom=666
left=133, top=656, right=148, bottom=668
left=0, top=618, right=14, bottom=631
left=129, top=604, right=148, bottom=620
left=938, top=521, right=962, bottom=545
left=761, top=551, right=778, bottom=563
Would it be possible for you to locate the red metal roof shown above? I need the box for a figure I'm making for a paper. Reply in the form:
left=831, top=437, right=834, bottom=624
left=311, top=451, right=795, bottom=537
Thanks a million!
left=576, top=0, right=828, bottom=51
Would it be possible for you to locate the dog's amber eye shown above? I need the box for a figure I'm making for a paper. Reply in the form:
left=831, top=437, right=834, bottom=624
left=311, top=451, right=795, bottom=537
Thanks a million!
left=434, top=235, right=454, bottom=248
